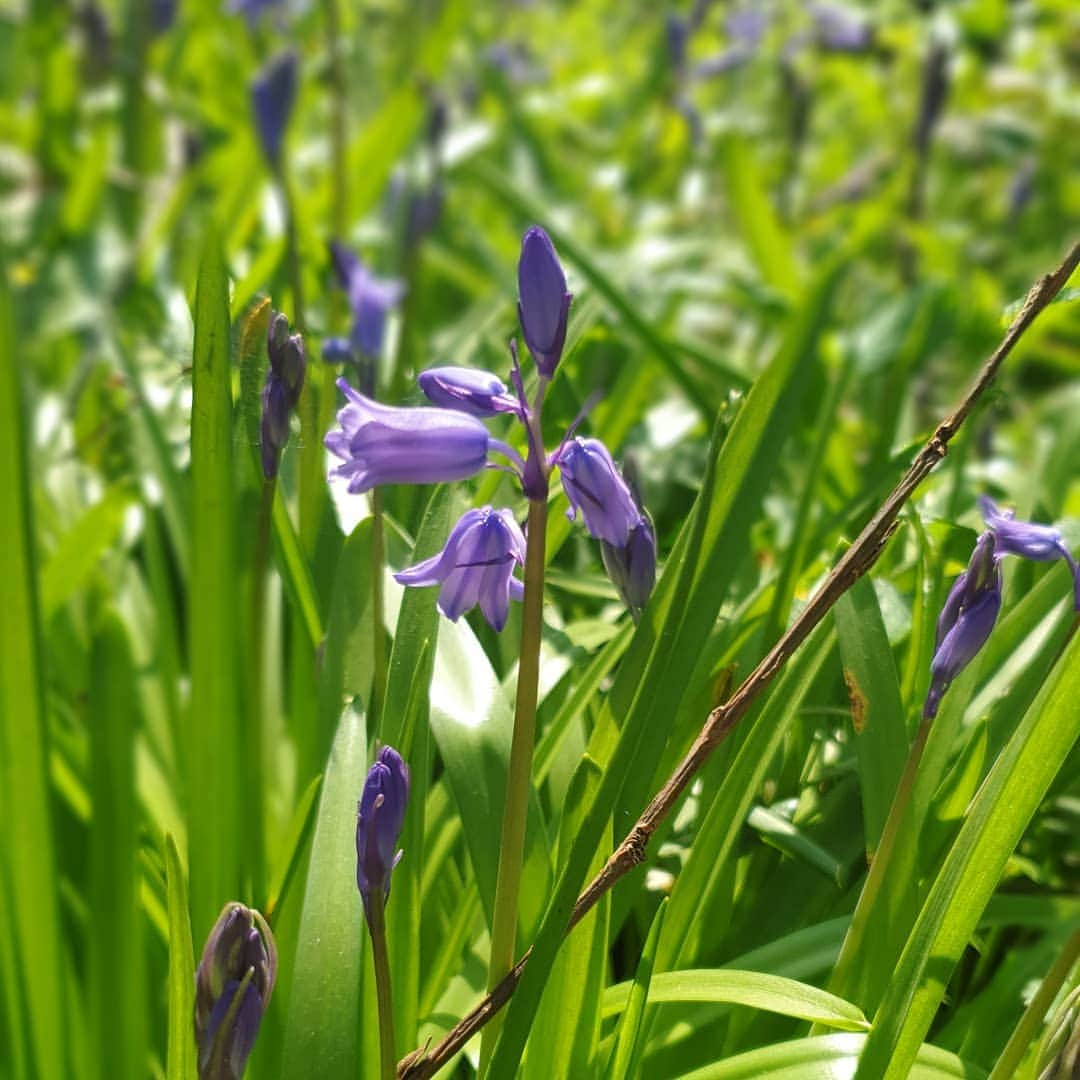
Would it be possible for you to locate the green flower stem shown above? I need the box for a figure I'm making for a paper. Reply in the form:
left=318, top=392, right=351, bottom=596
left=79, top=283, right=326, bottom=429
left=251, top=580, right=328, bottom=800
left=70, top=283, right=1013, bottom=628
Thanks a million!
left=371, top=488, right=387, bottom=732
left=481, top=494, right=548, bottom=1069
left=246, top=475, right=275, bottom=904
left=367, top=892, right=398, bottom=1080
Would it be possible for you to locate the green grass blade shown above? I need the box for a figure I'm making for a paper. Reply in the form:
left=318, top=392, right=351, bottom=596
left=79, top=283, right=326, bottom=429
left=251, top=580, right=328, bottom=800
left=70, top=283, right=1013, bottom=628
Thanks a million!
left=856, top=630, right=1080, bottom=1079
left=280, top=703, right=368, bottom=1077
left=164, top=834, right=197, bottom=1080
left=0, top=265, right=65, bottom=1080
left=604, top=898, right=669, bottom=1080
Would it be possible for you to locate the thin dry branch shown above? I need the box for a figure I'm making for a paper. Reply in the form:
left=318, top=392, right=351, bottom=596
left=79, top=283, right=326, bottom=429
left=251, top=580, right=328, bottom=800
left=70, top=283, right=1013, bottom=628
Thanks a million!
left=400, top=240, right=1080, bottom=1079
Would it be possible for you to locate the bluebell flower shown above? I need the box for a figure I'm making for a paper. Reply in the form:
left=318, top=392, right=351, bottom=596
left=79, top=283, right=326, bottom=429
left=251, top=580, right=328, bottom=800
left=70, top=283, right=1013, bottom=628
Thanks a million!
left=251, top=51, right=297, bottom=170
left=924, top=533, right=1002, bottom=720
left=330, top=243, right=405, bottom=360
left=601, top=513, right=657, bottom=619
left=325, top=379, right=493, bottom=494
left=395, top=507, right=526, bottom=631
left=980, top=496, right=1080, bottom=609
left=517, top=226, right=571, bottom=378
left=321, top=337, right=354, bottom=365
left=552, top=437, right=640, bottom=547
left=809, top=3, right=874, bottom=53
left=260, top=312, right=305, bottom=480
left=356, top=746, right=410, bottom=917
left=194, top=904, right=277, bottom=1080
left=418, top=366, right=522, bottom=418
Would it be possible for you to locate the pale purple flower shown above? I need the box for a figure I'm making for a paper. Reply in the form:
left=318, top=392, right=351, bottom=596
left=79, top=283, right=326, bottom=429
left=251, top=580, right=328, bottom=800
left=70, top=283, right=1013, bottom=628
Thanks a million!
left=356, top=746, right=410, bottom=916
left=552, top=437, right=640, bottom=547
left=517, top=226, right=571, bottom=378
left=330, top=243, right=405, bottom=360
left=395, top=507, right=526, bottom=631
left=325, top=379, right=492, bottom=494
left=924, top=533, right=1002, bottom=720
left=418, top=366, right=521, bottom=418
left=194, top=904, right=277, bottom=1080
left=601, top=514, right=657, bottom=619
left=251, top=51, right=297, bottom=170
left=810, top=3, right=874, bottom=53
left=980, top=496, right=1080, bottom=609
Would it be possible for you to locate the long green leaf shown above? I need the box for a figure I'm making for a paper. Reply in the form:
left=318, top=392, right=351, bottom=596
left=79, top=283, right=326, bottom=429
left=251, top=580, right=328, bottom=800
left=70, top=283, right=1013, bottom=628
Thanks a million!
left=165, top=834, right=197, bottom=1080
left=0, top=264, right=65, bottom=1080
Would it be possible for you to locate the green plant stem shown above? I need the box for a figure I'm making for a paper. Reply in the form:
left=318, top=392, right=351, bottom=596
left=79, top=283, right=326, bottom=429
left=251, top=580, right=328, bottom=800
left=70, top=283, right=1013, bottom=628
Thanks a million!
left=827, top=711, right=932, bottom=1003
left=371, top=488, right=387, bottom=732
left=367, top=893, right=398, bottom=1080
left=989, top=929, right=1080, bottom=1080
left=247, top=476, right=275, bottom=903
left=481, top=496, right=548, bottom=1069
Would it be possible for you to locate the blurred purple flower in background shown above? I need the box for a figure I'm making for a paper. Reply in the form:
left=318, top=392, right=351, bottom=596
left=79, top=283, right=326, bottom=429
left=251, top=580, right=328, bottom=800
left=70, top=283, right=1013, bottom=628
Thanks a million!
left=194, top=904, right=277, bottom=1080
left=330, top=243, right=405, bottom=360
left=396, top=507, right=526, bottom=630
left=356, top=746, right=410, bottom=917
left=251, top=50, right=297, bottom=169
left=924, top=532, right=1002, bottom=720
left=810, top=3, right=874, bottom=53
left=517, top=226, right=571, bottom=378
left=228, top=0, right=284, bottom=26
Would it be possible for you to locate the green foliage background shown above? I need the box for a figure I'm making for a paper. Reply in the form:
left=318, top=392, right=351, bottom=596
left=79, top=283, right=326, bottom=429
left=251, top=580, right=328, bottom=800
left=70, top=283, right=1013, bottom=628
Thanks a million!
left=1, top=1, right=1078, bottom=1078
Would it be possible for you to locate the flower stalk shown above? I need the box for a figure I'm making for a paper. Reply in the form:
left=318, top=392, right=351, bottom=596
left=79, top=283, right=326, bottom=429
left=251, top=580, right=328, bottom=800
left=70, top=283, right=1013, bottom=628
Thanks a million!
left=366, top=890, right=397, bottom=1080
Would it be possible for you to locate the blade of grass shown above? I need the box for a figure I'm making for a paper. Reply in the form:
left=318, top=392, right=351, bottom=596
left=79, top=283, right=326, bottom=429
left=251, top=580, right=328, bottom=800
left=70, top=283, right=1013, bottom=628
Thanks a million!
left=164, top=834, right=197, bottom=1080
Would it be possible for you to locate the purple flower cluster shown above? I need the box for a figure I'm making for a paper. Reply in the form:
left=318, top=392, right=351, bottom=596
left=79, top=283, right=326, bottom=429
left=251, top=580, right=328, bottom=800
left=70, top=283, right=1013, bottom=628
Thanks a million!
left=194, top=904, right=277, bottom=1080
left=924, top=497, right=1079, bottom=719
left=324, top=226, right=656, bottom=628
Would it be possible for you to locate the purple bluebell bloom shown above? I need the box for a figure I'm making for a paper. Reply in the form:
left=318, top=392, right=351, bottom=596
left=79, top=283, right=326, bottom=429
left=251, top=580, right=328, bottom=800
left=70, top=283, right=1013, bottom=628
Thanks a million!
left=552, top=437, right=640, bottom=547
left=251, top=51, right=297, bottom=170
left=418, top=366, right=521, bottom=418
left=260, top=312, right=305, bottom=480
left=517, top=226, right=571, bottom=378
left=980, top=497, right=1080, bottom=609
left=330, top=243, right=405, bottom=360
left=602, top=514, right=657, bottom=620
left=395, top=507, right=526, bottom=631
left=356, top=746, right=410, bottom=917
left=321, top=336, right=354, bottom=365
left=326, top=379, right=492, bottom=494
left=810, top=4, right=874, bottom=53
left=924, top=532, right=1002, bottom=720
left=194, top=903, right=277, bottom=1080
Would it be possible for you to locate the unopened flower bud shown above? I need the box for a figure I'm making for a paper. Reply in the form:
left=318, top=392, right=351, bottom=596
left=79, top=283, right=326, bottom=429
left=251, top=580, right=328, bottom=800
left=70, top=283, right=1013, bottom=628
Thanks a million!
left=357, top=747, right=411, bottom=917
left=517, top=226, right=571, bottom=378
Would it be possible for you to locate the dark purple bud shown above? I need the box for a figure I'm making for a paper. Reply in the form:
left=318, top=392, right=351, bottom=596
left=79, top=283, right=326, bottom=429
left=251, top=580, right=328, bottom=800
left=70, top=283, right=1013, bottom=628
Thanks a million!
left=553, top=437, right=640, bottom=547
left=322, top=337, right=354, bottom=365
left=251, top=51, right=297, bottom=170
left=517, top=226, right=571, bottom=378
left=260, top=377, right=290, bottom=480
left=356, top=746, right=411, bottom=915
left=418, top=366, right=521, bottom=418
left=330, top=243, right=405, bottom=360
left=913, top=42, right=949, bottom=156
left=395, top=507, right=526, bottom=631
left=601, top=514, right=657, bottom=619
left=924, top=532, right=1002, bottom=720
left=666, top=15, right=690, bottom=74
left=980, top=496, right=1080, bottom=610
left=150, top=0, right=177, bottom=34
left=194, top=903, right=277, bottom=1080
left=261, top=312, right=305, bottom=480
left=325, top=379, right=492, bottom=494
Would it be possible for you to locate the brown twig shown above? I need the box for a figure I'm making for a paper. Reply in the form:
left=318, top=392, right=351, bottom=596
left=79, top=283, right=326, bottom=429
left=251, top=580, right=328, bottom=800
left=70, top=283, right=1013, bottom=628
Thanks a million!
left=399, top=241, right=1080, bottom=1078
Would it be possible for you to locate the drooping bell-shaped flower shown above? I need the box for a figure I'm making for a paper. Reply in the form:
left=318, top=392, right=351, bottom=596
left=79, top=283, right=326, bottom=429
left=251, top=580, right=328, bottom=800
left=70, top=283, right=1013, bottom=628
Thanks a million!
left=517, top=226, right=571, bottom=378
left=194, top=903, right=278, bottom=1080
left=552, top=437, right=640, bottom=547
left=325, top=379, right=493, bottom=494
left=980, top=496, right=1080, bottom=610
left=251, top=51, right=297, bottom=170
left=330, top=243, right=405, bottom=360
left=418, top=366, right=521, bottom=418
left=260, top=312, right=305, bottom=480
left=601, top=513, right=657, bottom=620
left=924, top=532, right=1002, bottom=720
left=356, top=746, right=410, bottom=917
left=395, top=507, right=526, bottom=631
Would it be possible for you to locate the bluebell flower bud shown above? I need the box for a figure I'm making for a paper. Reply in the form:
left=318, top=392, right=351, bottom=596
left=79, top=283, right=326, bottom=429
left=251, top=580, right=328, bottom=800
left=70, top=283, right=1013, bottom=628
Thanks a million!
left=395, top=507, right=526, bottom=631
left=325, top=379, right=493, bottom=494
left=194, top=903, right=277, bottom=1080
left=601, top=514, right=657, bottom=619
left=552, top=437, right=640, bottom=547
left=356, top=746, right=410, bottom=916
left=517, top=226, right=571, bottom=378
left=260, top=312, right=305, bottom=480
left=330, top=243, right=405, bottom=360
left=924, top=533, right=1002, bottom=720
left=980, top=496, right=1080, bottom=610
left=418, top=366, right=521, bottom=418
left=251, top=51, right=297, bottom=170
